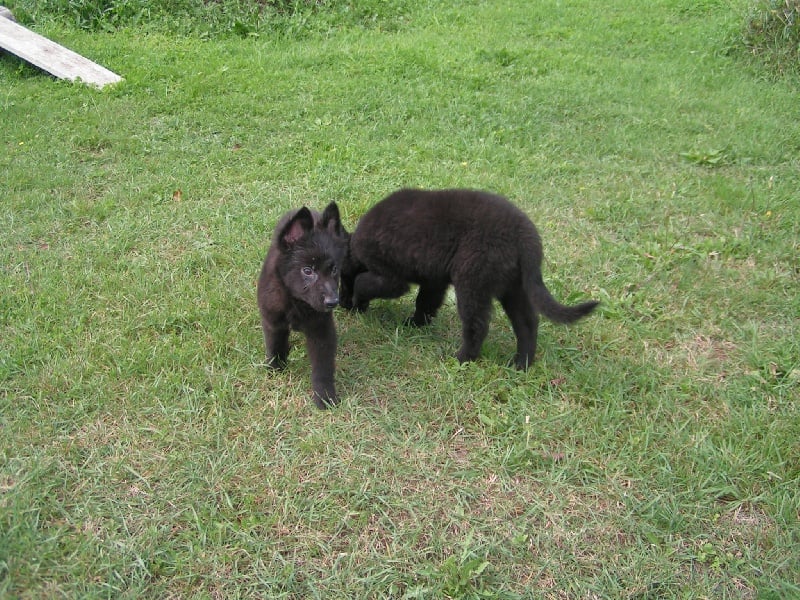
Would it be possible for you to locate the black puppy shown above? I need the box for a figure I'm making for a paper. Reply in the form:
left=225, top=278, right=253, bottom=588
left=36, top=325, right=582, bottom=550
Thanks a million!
left=257, top=202, right=347, bottom=408
left=341, top=188, right=598, bottom=369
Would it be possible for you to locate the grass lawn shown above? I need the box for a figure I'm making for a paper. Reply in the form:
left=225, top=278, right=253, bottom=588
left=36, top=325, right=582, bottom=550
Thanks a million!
left=1, top=0, right=798, bottom=597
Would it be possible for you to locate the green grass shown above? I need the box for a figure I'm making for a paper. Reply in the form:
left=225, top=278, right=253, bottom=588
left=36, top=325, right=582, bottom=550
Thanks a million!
left=9, top=0, right=424, bottom=37
left=2, top=0, right=799, bottom=597
left=737, top=0, right=800, bottom=75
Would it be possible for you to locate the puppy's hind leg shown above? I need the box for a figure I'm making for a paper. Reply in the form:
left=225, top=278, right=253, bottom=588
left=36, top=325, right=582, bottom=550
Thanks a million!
left=500, top=286, right=539, bottom=370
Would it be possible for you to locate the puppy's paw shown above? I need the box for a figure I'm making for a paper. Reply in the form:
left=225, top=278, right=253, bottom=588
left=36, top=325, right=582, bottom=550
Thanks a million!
left=266, top=355, right=287, bottom=370
left=313, top=391, right=340, bottom=410
left=404, top=313, right=432, bottom=327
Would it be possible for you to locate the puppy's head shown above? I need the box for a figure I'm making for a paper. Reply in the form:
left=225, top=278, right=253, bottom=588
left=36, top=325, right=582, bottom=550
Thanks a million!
left=278, top=206, right=347, bottom=312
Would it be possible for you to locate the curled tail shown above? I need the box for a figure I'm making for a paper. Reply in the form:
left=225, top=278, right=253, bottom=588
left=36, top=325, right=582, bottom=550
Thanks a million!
left=521, top=253, right=599, bottom=324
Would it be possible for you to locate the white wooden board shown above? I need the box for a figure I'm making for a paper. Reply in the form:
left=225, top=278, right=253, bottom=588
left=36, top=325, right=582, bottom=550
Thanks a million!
left=0, top=11, right=121, bottom=88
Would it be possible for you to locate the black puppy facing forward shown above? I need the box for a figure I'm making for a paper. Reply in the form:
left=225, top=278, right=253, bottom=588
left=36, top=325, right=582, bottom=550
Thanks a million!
left=257, top=202, right=348, bottom=409
left=341, top=188, right=598, bottom=370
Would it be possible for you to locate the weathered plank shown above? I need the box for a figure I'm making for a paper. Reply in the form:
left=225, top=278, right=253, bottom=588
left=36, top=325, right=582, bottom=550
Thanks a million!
left=0, top=8, right=122, bottom=88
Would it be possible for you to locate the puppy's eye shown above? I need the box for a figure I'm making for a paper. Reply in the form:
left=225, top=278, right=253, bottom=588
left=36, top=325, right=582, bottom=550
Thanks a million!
left=302, top=266, right=314, bottom=276
left=331, top=266, right=339, bottom=276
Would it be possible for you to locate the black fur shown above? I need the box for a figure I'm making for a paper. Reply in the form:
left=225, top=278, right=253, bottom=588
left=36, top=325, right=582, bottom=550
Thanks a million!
left=341, top=188, right=598, bottom=369
left=257, top=202, right=348, bottom=409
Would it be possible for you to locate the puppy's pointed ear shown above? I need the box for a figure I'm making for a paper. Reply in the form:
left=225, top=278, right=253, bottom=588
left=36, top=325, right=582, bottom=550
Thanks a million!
left=321, top=202, right=345, bottom=236
left=280, top=207, right=314, bottom=248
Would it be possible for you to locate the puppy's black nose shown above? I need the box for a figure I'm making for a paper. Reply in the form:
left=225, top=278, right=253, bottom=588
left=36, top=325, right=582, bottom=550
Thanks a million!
left=324, top=297, right=339, bottom=309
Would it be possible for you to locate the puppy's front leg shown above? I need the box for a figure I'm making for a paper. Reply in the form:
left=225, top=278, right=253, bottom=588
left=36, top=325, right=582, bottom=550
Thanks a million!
left=262, top=316, right=290, bottom=369
left=352, top=271, right=410, bottom=312
left=304, top=316, right=339, bottom=409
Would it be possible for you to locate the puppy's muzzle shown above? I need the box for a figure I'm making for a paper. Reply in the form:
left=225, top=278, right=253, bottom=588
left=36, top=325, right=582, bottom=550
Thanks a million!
left=324, top=294, right=339, bottom=310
